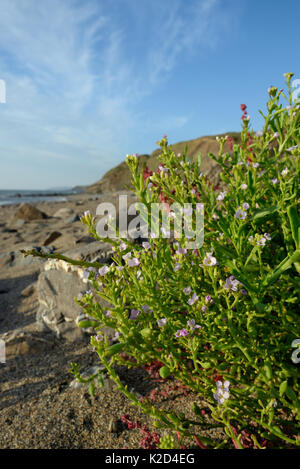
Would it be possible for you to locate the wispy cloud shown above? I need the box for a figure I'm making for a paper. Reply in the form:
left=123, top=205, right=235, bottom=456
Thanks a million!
left=0, top=0, right=233, bottom=189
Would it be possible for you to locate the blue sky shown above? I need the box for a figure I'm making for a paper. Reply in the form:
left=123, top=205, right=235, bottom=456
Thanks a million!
left=0, top=0, right=299, bottom=190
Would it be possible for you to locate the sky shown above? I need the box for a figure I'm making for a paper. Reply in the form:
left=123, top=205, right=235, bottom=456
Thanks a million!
left=0, top=0, right=299, bottom=190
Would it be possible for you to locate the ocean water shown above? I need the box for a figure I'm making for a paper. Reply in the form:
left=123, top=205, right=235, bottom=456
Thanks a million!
left=0, top=188, right=77, bottom=206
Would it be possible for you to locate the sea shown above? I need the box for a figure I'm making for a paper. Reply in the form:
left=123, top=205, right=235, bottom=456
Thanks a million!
left=0, top=188, right=79, bottom=206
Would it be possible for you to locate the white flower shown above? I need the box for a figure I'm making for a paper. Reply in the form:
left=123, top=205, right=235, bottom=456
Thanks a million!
left=98, top=265, right=110, bottom=276
left=128, top=258, right=140, bottom=267
left=240, top=184, right=247, bottom=190
left=235, top=209, right=247, bottom=220
left=176, top=247, right=188, bottom=255
left=157, top=318, right=167, bottom=326
left=122, top=252, right=132, bottom=261
left=213, top=380, right=230, bottom=405
left=281, top=167, right=289, bottom=176
left=188, top=293, right=199, bottom=305
left=142, top=241, right=150, bottom=249
left=257, top=237, right=266, bottom=246
left=217, top=191, right=227, bottom=201
left=225, top=276, right=240, bottom=292
left=203, top=254, right=218, bottom=266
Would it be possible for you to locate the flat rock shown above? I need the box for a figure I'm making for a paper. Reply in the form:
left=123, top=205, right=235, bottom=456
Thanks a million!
left=63, top=241, right=114, bottom=264
left=1, top=329, right=55, bottom=359
left=7, top=245, right=55, bottom=269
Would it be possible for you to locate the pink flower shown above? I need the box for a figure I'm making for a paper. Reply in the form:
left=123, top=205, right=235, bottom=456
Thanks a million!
left=129, top=309, right=140, bottom=320
left=235, top=209, right=247, bottom=220
left=98, top=265, right=110, bottom=276
left=175, top=328, right=189, bottom=338
left=188, top=293, right=199, bottom=305
left=128, top=258, right=140, bottom=267
left=187, top=319, right=201, bottom=330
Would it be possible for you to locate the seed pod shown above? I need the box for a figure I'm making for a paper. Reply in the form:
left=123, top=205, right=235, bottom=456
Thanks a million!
left=159, top=365, right=171, bottom=379
left=104, top=342, right=126, bottom=357
left=140, top=328, right=152, bottom=338
left=264, top=362, right=273, bottom=380
left=77, top=320, right=99, bottom=329
left=279, top=381, right=288, bottom=396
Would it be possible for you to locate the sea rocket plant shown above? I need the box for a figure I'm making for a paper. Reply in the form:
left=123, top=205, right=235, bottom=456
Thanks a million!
left=23, top=73, right=300, bottom=449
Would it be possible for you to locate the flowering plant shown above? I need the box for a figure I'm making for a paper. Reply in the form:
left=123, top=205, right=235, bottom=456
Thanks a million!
left=23, top=73, right=300, bottom=449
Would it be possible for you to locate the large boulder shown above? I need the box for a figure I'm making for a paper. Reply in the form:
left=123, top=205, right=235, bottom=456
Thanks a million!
left=36, top=241, right=115, bottom=341
left=13, top=203, right=48, bottom=221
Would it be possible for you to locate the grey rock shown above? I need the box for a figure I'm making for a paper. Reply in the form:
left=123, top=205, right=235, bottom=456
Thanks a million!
left=53, top=207, right=75, bottom=219
left=0, top=246, right=55, bottom=269
left=63, top=241, right=115, bottom=264
left=1, top=329, right=55, bottom=358
left=65, top=214, right=79, bottom=223
left=36, top=245, right=115, bottom=341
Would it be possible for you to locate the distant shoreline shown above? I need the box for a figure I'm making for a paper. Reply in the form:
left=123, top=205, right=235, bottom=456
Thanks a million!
left=0, top=188, right=86, bottom=206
